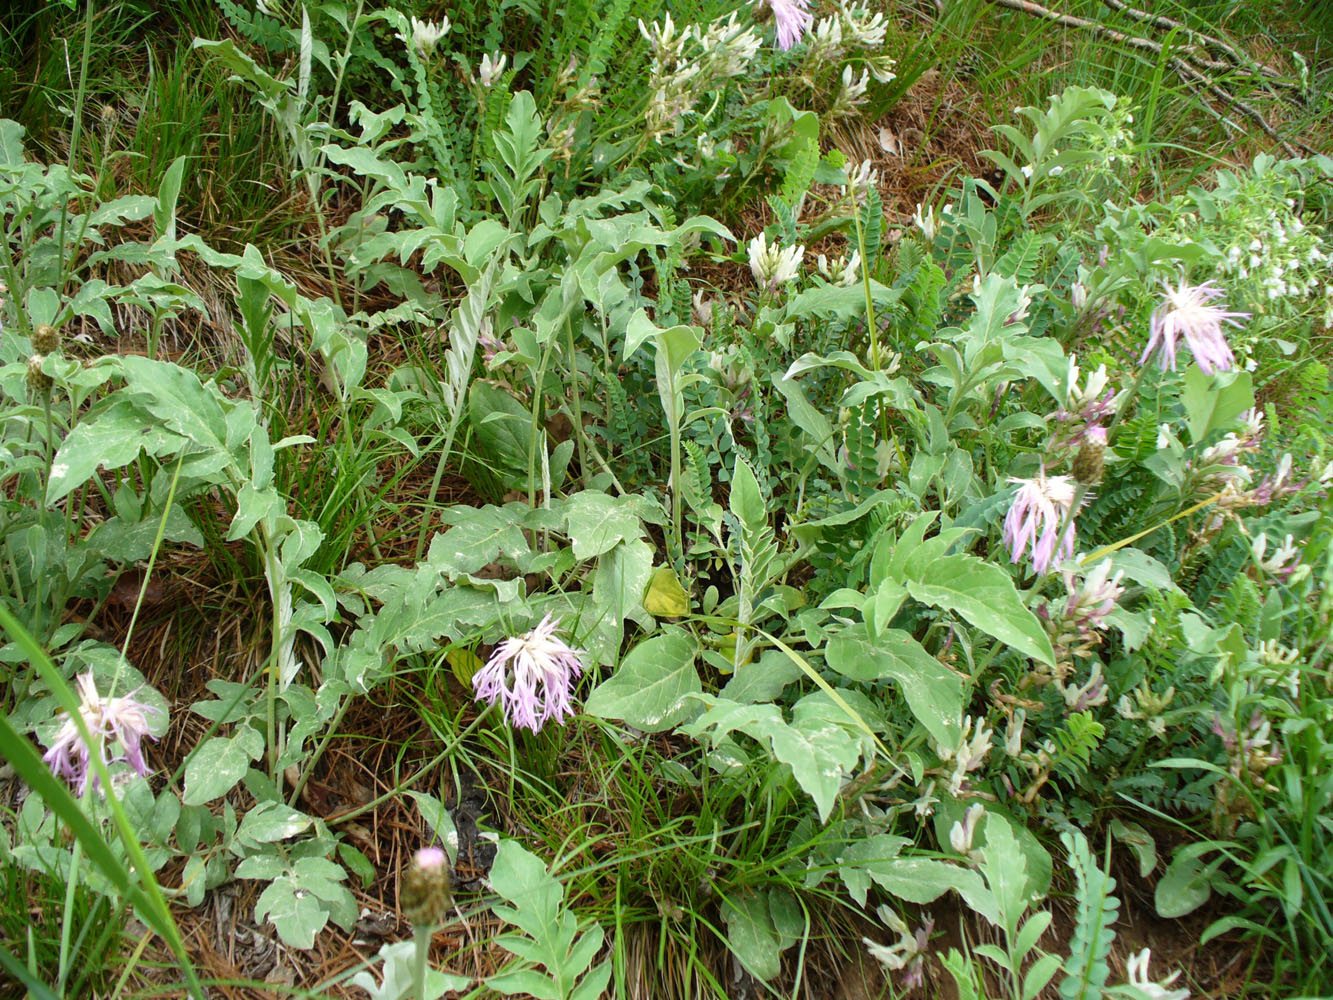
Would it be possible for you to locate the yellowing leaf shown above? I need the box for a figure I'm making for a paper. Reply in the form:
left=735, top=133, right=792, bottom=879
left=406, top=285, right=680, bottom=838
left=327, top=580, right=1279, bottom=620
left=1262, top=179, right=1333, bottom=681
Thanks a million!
left=643, top=565, right=689, bottom=617
left=448, top=648, right=484, bottom=686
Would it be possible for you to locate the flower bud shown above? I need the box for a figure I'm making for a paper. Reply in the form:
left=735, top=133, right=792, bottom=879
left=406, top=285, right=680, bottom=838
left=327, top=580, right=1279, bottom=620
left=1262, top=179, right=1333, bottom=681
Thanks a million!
left=32, top=324, right=60, bottom=354
left=400, top=846, right=453, bottom=926
left=1072, top=438, right=1105, bottom=486
left=26, top=355, right=52, bottom=392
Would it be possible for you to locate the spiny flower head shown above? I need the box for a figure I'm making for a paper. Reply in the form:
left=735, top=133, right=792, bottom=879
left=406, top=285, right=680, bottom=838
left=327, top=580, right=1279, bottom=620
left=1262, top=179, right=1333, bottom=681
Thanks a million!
left=754, top=0, right=813, bottom=50
left=472, top=614, right=585, bottom=732
left=400, top=846, right=453, bottom=926
left=43, top=672, right=158, bottom=795
left=1003, top=471, right=1079, bottom=574
left=1141, top=279, right=1247, bottom=375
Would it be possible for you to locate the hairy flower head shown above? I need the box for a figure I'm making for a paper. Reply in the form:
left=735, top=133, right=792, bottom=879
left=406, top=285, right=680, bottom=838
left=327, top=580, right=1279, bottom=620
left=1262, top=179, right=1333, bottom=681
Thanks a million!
left=473, top=614, right=585, bottom=732
left=1003, top=471, right=1079, bottom=574
left=1141, top=280, right=1247, bottom=375
left=43, top=672, right=158, bottom=794
left=754, top=0, right=812, bottom=50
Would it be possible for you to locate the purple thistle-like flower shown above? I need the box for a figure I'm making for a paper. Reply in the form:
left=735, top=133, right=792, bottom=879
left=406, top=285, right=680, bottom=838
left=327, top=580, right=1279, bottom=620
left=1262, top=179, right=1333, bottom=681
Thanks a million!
left=755, top=0, right=812, bottom=50
left=1003, top=471, right=1079, bottom=574
left=1141, top=280, right=1247, bottom=375
left=472, top=614, right=585, bottom=733
left=43, top=672, right=158, bottom=795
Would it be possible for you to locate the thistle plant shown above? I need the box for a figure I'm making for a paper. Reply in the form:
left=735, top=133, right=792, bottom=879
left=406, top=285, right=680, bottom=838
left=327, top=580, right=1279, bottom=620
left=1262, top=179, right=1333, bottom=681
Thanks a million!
left=1003, top=471, right=1080, bottom=575
left=472, top=615, right=586, bottom=732
left=43, top=673, right=159, bottom=795
left=1141, top=279, right=1247, bottom=374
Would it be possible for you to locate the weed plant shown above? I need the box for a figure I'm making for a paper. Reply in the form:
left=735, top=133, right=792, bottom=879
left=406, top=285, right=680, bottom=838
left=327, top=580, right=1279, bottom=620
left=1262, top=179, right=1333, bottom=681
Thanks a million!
left=0, top=0, right=1330, bottom=998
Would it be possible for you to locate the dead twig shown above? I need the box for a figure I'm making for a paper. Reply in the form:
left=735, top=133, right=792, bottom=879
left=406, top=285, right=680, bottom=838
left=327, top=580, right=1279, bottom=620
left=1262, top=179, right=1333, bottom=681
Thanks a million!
left=986, top=0, right=1313, bottom=158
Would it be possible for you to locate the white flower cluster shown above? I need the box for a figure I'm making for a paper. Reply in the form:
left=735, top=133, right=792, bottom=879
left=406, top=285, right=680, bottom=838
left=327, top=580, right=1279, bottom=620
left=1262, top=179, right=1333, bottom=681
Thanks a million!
left=1221, top=213, right=1330, bottom=319
left=816, top=249, right=861, bottom=287
left=748, top=232, right=805, bottom=292
left=938, top=715, right=993, bottom=795
left=640, top=13, right=761, bottom=137
left=806, top=3, right=895, bottom=82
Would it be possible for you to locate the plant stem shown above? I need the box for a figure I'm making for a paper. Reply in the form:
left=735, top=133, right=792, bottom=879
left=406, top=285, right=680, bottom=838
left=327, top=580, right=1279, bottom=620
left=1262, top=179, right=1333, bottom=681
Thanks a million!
left=412, top=924, right=432, bottom=1000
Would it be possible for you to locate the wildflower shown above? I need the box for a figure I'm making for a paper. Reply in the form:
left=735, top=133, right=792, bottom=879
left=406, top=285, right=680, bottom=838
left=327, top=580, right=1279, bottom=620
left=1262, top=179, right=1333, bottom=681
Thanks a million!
left=477, top=52, right=507, bottom=87
left=941, top=715, right=993, bottom=795
left=43, top=672, right=158, bottom=795
left=842, top=2, right=887, bottom=47
left=1252, top=532, right=1304, bottom=582
left=1125, top=948, right=1189, bottom=1000
left=402, top=15, right=450, bottom=57
left=1004, top=710, right=1026, bottom=756
left=912, top=203, right=938, bottom=241
left=1062, top=662, right=1108, bottom=711
left=26, top=355, right=52, bottom=392
left=1141, top=280, right=1247, bottom=375
left=832, top=65, right=870, bottom=115
left=1063, top=560, right=1124, bottom=639
left=863, top=906, right=933, bottom=991
left=748, top=232, right=804, bottom=292
left=816, top=250, right=861, bottom=287
left=949, top=803, right=985, bottom=855
left=1003, top=471, right=1080, bottom=574
left=32, top=324, right=60, bottom=354
left=755, top=0, right=813, bottom=50
left=472, top=614, right=585, bottom=732
left=399, top=847, right=453, bottom=926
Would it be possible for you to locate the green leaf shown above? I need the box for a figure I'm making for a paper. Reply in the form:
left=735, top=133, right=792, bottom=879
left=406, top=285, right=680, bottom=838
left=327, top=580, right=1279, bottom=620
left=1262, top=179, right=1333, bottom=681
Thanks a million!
left=182, top=728, right=264, bottom=805
left=256, top=877, right=327, bottom=949
left=1155, top=851, right=1212, bottom=918
left=723, top=891, right=783, bottom=982
left=46, top=400, right=185, bottom=503
left=584, top=629, right=700, bottom=732
left=1109, top=819, right=1157, bottom=877
left=235, top=802, right=314, bottom=844
left=902, top=554, right=1055, bottom=665
left=825, top=625, right=963, bottom=747
left=1181, top=367, right=1253, bottom=444
left=564, top=491, right=643, bottom=559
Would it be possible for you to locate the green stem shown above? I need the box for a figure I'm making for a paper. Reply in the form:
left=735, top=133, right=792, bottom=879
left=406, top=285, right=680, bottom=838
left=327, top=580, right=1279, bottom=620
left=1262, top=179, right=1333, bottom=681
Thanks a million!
left=57, top=835, right=83, bottom=994
left=412, top=924, right=432, bottom=1000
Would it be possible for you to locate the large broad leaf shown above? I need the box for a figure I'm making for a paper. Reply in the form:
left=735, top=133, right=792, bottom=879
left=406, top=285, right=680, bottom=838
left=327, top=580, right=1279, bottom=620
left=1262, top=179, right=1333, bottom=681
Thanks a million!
left=564, top=491, right=643, bottom=559
left=902, top=554, right=1055, bottom=666
left=722, top=891, right=783, bottom=982
left=825, top=625, right=963, bottom=747
left=680, top=694, right=864, bottom=822
left=182, top=728, right=264, bottom=805
left=46, top=399, right=186, bottom=503
left=584, top=629, right=700, bottom=732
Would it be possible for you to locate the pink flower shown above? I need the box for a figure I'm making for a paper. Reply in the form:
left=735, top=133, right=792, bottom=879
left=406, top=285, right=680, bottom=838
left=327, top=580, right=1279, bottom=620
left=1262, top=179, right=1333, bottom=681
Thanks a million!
left=1003, top=471, right=1079, bottom=574
left=43, top=672, right=158, bottom=794
left=472, top=614, right=585, bottom=732
left=1141, top=280, right=1247, bottom=375
left=755, top=0, right=812, bottom=50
